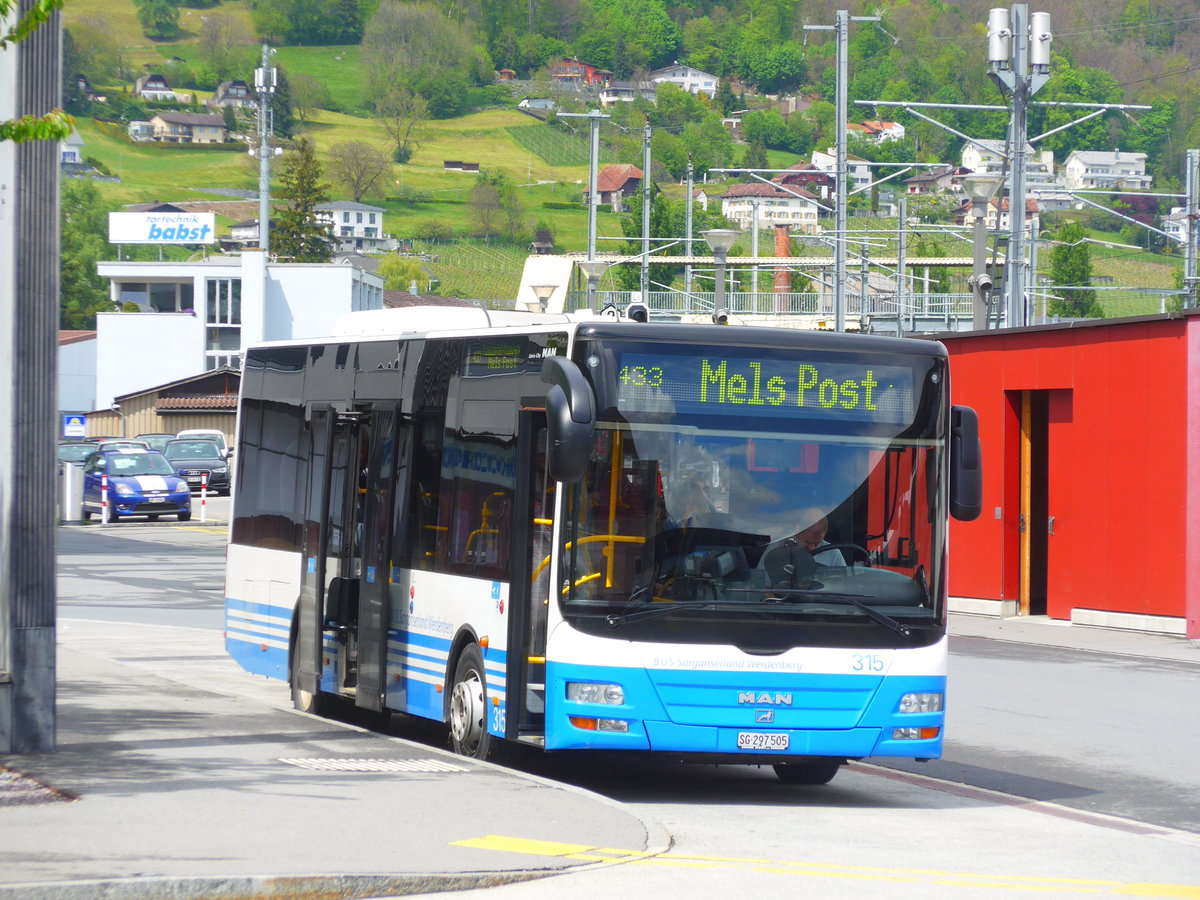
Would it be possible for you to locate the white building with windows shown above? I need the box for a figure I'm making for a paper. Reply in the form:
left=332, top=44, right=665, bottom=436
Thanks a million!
left=720, top=183, right=821, bottom=234
left=961, top=139, right=1057, bottom=188
left=1062, top=150, right=1151, bottom=191
left=315, top=201, right=397, bottom=253
left=91, top=251, right=384, bottom=409
left=648, top=63, right=719, bottom=97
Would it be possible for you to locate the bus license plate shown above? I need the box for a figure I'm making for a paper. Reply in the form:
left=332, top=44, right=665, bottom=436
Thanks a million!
left=737, top=732, right=789, bottom=751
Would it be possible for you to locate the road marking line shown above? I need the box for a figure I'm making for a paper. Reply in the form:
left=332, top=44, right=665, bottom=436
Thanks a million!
left=452, top=835, right=1200, bottom=894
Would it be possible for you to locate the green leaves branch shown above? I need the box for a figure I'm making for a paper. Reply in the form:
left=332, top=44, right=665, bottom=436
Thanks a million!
left=1, top=0, right=75, bottom=143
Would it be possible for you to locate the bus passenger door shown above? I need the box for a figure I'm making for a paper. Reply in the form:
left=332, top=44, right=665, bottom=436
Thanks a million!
left=295, top=407, right=366, bottom=703
left=356, top=407, right=410, bottom=713
left=506, top=411, right=551, bottom=741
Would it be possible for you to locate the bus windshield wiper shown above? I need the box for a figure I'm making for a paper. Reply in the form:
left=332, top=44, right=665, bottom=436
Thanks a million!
left=604, top=599, right=745, bottom=628
left=766, top=589, right=912, bottom=636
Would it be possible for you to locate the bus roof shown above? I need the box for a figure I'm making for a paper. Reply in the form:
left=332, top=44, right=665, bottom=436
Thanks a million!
left=250, top=305, right=945, bottom=360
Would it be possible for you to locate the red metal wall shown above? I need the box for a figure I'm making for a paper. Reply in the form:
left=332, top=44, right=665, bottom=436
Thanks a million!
left=938, top=317, right=1192, bottom=623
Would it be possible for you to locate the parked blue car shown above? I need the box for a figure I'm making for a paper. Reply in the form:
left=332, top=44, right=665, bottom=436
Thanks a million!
left=81, top=448, right=192, bottom=522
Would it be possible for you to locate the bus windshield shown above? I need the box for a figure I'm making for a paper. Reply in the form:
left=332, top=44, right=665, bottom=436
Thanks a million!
left=558, top=338, right=947, bottom=651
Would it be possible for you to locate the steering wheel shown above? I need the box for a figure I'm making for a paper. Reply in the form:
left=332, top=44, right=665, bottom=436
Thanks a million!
left=818, top=543, right=872, bottom=566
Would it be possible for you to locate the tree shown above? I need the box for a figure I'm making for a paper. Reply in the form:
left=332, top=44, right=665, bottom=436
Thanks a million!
left=59, top=181, right=114, bottom=328
left=290, top=73, right=330, bottom=123
left=376, top=255, right=426, bottom=291
left=468, top=170, right=524, bottom=242
left=377, top=86, right=428, bottom=163
left=196, top=13, right=251, bottom=80
left=65, top=16, right=125, bottom=84
left=741, top=141, right=768, bottom=173
left=327, top=141, right=391, bottom=202
left=362, top=2, right=483, bottom=102
left=133, top=0, right=180, bottom=40
left=1048, top=222, right=1102, bottom=318
left=273, top=137, right=332, bottom=262
left=269, top=67, right=294, bottom=139
left=2, top=0, right=74, bottom=144
left=468, top=181, right=503, bottom=241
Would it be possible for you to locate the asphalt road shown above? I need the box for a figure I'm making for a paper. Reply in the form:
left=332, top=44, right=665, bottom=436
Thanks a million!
left=55, top=522, right=1200, bottom=836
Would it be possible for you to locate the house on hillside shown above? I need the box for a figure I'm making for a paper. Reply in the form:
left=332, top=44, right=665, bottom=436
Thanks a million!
left=315, top=201, right=397, bottom=253
left=550, top=57, right=611, bottom=87
left=209, top=80, right=255, bottom=109
left=1062, top=150, right=1150, bottom=192
left=134, top=73, right=176, bottom=102
left=810, top=149, right=872, bottom=189
left=599, top=80, right=656, bottom=106
left=496, top=69, right=516, bottom=81
left=772, top=162, right=835, bottom=202
left=953, top=196, right=1040, bottom=237
left=902, top=165, right=967, bottom=195
left=721, top=182, right=821, bottom=234
left=149, top=112, right=227, bottom=144
left=649, top=62, right=719, bottom=97
left=583, top=164, right=643, bottom=212
left=60, top=128, right=84, bottom=165
left=848, top=120, right=905, bottom=143
left=962, top=139, right=1056, bottom=188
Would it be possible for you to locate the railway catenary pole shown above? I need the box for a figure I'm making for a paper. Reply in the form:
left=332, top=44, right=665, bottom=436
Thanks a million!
left=805, top=10, right=879, bottom=332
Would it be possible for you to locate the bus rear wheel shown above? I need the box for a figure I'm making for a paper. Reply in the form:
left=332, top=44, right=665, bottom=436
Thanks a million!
left=288, top=631, right=329, bottom=716
left=773, top=759, right=842, bottom=785
left=449, top=644, right=491, bottom=759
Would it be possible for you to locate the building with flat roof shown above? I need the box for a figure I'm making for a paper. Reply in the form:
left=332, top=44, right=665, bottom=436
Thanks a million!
left=90, top=251, right=384, bottom=410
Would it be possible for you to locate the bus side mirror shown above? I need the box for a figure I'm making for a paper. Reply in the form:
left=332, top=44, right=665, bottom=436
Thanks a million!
left=541, top=356, right=595, bottom=484
left=950, top=405, right=982, bottom=521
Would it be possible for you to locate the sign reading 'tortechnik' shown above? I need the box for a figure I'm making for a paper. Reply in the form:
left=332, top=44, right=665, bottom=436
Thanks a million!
left=108, top=212, right=216, bottom=245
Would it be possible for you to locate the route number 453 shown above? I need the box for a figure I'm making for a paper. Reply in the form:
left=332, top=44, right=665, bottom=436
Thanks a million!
left=852, top=654, right=885, bottom=672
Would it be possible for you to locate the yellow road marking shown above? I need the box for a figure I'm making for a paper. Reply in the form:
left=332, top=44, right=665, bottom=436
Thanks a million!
left=451, top=835, right=1200, bottom=895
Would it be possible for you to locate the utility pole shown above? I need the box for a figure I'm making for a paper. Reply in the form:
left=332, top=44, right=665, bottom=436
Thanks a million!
left=559, top=110, right=610, bottom=261
left=988, top=6, right=1052, bottom=328
left=254, top=43, right=277, bottom=254
left=806, top=10, right=879, bottom=332
left=685, top=157, right=694, bottom=298
left=1186, top=149, right=1199, bottom=306
left=641, top=121, right=652, bottom=300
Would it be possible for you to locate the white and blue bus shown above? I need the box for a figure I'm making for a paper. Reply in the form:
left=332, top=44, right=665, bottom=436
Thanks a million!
left=225, top=306, right=981, bottom=784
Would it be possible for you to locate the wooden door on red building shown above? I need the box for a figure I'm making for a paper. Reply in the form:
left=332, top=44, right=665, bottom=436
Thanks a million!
left=1014, top=389, right=1074, bottom=618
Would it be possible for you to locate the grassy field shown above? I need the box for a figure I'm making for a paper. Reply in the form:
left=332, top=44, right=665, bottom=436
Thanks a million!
left=273, top=46, right=369, bottom=114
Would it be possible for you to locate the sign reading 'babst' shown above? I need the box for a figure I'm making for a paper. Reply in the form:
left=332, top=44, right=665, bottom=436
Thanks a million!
left=108, top=212, right=216, bottom=245
left=615, top=351, right=916, bottom=425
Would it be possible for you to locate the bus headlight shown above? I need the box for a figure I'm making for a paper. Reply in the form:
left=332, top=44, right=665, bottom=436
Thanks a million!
left=899, top=692, right=943, bottom=713
left=566, top=682, right=625, bottom=705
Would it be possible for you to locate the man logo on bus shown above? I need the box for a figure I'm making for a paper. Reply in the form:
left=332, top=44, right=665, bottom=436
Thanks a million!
left=738, top=692, right=793, bottom=705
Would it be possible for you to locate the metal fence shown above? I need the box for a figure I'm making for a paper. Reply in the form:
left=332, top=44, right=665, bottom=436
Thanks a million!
left=567, top=290, right=976, bottom=325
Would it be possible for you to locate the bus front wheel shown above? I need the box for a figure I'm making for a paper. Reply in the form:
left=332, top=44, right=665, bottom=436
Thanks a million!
left=773, top=759, right=842, bottom=785
left=449, top=644, right=490, bottom=759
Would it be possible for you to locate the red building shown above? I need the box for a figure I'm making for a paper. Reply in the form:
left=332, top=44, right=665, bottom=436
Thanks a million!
left=550, top=57, right=612, bottom=87
left=935, top=312, right=1200, bottom=639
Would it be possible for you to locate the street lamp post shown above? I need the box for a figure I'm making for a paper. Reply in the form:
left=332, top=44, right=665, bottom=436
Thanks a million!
left=702, top=229, right=738, bottom=324
left=960, top=174, right=1005, bottom=329
left=528, top=284, right=556, bottom=314
left=576, top=259, right=609, bottom=313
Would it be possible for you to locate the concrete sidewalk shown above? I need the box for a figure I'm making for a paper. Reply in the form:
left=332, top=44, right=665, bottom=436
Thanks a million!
left=949, top=611, right=1200, bottom=663
left=0, top=620, right=667, bottom=900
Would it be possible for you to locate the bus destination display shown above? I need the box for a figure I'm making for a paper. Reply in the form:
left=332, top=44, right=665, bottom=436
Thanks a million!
left=614, top=351, right=915, bottom=424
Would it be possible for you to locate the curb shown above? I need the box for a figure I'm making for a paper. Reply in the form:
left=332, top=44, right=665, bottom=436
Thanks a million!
left=0, top=872, right=553, bottom=900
